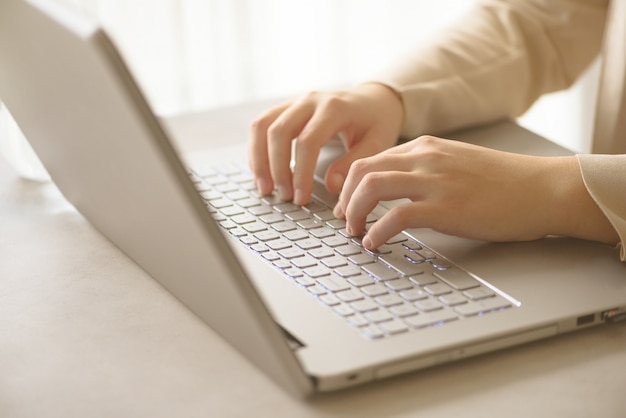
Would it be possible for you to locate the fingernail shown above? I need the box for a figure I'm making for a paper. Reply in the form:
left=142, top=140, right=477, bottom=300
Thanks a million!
left=333, top=204, right=344, bottom=219
left=278, top=186, right=292, bottom=201
left=294, top=188, right=306, bottom=206
left=362, top=235, right=374, bottom=250
left=256, top=178, right=271, bottom=195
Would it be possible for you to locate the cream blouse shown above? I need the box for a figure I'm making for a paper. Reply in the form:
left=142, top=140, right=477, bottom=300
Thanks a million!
left=375, top=0, right=626, bottom=260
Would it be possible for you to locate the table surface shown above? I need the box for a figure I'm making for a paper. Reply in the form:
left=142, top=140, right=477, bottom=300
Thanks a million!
left=2, top=101, right=626, bottom=418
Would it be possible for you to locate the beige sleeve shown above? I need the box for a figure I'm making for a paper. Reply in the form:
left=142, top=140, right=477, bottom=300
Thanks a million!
left=374, top=0, right=608, bottom=138
left=577, top=155, right=626, bottom=261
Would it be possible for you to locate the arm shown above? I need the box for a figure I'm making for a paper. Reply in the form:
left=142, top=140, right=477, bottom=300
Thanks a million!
left=375, top=0, right=608, bottom=138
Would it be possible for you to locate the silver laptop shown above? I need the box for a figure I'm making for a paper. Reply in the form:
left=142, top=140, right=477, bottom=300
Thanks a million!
left=2, top=0, right=625, bottom=398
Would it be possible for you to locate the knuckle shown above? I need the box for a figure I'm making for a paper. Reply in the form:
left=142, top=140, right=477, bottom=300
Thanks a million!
left=266, top=120, right=289, bottom=140
left=360, top=171, right=385, bottom=190
left=350, top=158, right=371, bottom=176
left=415, top=135, right=439, bottom=146
left=319, top=94, right=347, bottom=113
left=388, top=205, right=413, bottom=225
left=250, top=115, right=269, bottom=134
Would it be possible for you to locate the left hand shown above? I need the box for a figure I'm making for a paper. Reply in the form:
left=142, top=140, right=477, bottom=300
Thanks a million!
left=333, top=135, right=619, bottom=250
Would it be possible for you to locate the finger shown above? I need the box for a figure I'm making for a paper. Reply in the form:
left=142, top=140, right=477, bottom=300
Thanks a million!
left=266, top=100, right=318, bottom=201
left=292, top=108, right=351, bottom=205
left=324, top=128, right=393, bottom=195
left=336, top=152, right=416, bottom=220
left=249, top=102, right=290, bottom=195
left=344, top=171, right=426, bottom=236
left=363, top=202, right=430, bottom=250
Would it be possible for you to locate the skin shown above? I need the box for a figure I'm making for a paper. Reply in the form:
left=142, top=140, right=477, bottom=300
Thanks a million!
left=249, top=83, right=403, bottom=205
left=249, top=84, right=619, bottom=251
left=333, top=136, right=619, bottom=250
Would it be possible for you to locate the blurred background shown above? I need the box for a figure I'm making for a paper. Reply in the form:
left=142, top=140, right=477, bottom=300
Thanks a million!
left=57, top=0, right=601, bottom=152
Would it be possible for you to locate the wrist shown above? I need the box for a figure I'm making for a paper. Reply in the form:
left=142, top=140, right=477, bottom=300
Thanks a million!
left=546, top=156, right=619, bottom=244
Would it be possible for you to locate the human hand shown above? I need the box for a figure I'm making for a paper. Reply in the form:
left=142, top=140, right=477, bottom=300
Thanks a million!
left=333, top=135, right=619, bottom=250
left=248, top=83, right=403, bottom=205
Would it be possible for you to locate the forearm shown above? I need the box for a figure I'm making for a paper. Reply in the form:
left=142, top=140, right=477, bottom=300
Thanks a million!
left=374, top=0, right=608, bottom=138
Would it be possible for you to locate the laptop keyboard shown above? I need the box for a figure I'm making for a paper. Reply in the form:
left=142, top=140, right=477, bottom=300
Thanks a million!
left=190, top=162, right=514, bottom=340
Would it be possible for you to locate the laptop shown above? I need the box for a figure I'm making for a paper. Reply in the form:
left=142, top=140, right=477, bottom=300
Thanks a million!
left=1, top=0, right=624, bottom=398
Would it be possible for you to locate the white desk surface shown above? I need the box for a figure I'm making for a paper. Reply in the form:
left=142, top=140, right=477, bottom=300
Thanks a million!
left=2, top=102, right=626, bottom=417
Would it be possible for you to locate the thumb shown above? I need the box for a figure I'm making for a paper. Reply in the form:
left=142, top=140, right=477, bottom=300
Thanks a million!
left=324, top=132, right=386, bottom=194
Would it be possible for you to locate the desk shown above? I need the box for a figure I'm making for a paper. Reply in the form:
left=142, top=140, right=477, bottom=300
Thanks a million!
left=2, top=102, right=626, bottom=417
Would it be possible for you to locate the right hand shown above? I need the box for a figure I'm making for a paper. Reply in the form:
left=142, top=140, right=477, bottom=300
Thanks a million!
left=248, top=83, right=404, bottom=205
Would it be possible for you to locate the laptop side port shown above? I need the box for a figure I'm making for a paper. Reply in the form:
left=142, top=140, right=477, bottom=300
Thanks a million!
left=576, top=313, right=596, bottom=326
left=602, top=308, right=626, bottom=323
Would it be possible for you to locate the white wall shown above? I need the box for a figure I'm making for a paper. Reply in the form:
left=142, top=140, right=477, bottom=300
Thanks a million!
left=59, top=0, right=598, bottom=152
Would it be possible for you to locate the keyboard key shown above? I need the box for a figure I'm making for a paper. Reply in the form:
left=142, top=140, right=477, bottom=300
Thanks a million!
left=278, top=247, right=305, bottom=259
left=297, top=219, right=323, bottom=230
left=302, top=201, right=326, bottom=213
left=379, top=251, right=427, bottom=276
left=321, top=255, right=348, bottom=268
left=424, top=282, right=453, bottom=296
left=271, top=221, right=296, bottom=233
left=361, top=325, right=385, bottom=339
left=296, top=276, right=316, bottom=287
left=463, top=286, right=496, bottom=300
left=361, top=283, right=389, bottom=297
left=389, top=304, right=419, bottom=318
left=434, top=268, right=480, bottom=290
left=335, top=244, right=362, bottom=257
left=285, top=210, right=310, bottom=222
left=362, top=263, right=399, bottom=281
left=348, top=315, right=370, bottom=328
left=333, top=304, right=354, bottom=317
left=348, top=253, right=375, bottom=266
left=266, top=239, right=292, bottom=251
left=243, top=222, right=268, bottom=233
left=351, top=299, right=379, bottom=313
left=334, top=265, right=362, bottom=278
left=375, top=294, right=404, bottom=307
left=336, top=289, right=365, bottom=303
left=326, top=219, right=346, bottom=229
left=231, top=213, right=255, bottom=224
left=365, top=310, right=394, bottom=323
left=385, top=278, right=414, bottom=292
left=379, top=319, right=409, bottom=335
left=291, top=255, right=318, bottom=269
left=405, top=310, right=458, bottom=329
left=283, top=229, right=308, bottom=241
left=221, top=206, right=246, bottom=217
left=313, top=210, right=335, bottom=221
left=347, top=274, right=376, bottom=287
left=274, top=202, right=300, bottom=213
left=254, top=230, right=280, bottom=242
left=318, top=276, right=351, bottom=292
left=248, top=205, right=273, bottom=216
left=295, top=239, right=322, bottom=250
left=303, top=266, right=330, bottom=278
left=320, top=294, right=341, bottom=306
left=260, top=213, right=284, bottom=224
left=322, top=236, right=348, bottom=247
left=439, top=293, right=468, bottom=306
left=308, top=246, right=335, bottom=259
left=409, top=274, right=437, bottom=287
left=454, top=296, right=511, bottom=317
left=309, top=282, right=329, bottom=294
left=310, top=227, right=335, bottom=239
left=415, top=299, right=443, bottom=312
